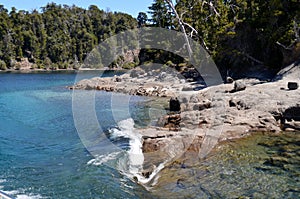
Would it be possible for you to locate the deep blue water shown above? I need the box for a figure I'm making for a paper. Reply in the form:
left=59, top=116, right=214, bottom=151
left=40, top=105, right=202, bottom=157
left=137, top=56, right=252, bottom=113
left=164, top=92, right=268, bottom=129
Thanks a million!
left=0, top=71, right=150, bottom=199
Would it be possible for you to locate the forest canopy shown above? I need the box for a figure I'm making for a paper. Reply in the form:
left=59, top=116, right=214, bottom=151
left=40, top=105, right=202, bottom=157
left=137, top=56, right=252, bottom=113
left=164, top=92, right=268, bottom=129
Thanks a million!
left=0, top=3, right=137, bottom=70
left=145, top=0, right=300, bottom=75
left=0, top=1, right=299, bottom=74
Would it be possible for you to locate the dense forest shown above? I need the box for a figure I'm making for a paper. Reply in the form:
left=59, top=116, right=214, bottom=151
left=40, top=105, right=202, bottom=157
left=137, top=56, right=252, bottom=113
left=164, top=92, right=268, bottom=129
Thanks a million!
left=144, top=0, right=300, bottom=76
left=0, top=3, right=137, bottom=70
left=0, top=0, right=299, bottom=75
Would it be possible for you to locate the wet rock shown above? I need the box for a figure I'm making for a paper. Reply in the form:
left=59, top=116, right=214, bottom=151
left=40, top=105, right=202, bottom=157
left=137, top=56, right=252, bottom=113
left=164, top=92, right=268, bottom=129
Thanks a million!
left=142, top=167, right=154, bottom=178
left=142, top=138, right=164, bottom=153
left=283, top=105, right=300, bottom=121
left=263, top=156, right=289, bottom=168
left=72, top=63, right=300, bottom=170
left=176, top=179, right=186, bottom=189
left=159, top=113, right=181, bottom=131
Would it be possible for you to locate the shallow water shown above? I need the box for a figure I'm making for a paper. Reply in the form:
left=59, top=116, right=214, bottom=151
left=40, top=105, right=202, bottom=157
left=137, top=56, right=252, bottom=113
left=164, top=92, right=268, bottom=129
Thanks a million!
left=152, top=132, right=300, bottom=198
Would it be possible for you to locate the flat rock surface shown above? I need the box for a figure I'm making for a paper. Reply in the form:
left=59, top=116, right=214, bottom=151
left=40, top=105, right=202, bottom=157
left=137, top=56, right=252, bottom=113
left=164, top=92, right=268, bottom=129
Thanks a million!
left=71, top=64, right=300, bottom=182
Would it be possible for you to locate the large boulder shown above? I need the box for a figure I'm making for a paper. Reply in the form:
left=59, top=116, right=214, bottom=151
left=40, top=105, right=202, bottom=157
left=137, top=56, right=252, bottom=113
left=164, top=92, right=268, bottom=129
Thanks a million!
left=169, top=97, right=181, bottom=112
left=288, top=82, right=298, bottom=90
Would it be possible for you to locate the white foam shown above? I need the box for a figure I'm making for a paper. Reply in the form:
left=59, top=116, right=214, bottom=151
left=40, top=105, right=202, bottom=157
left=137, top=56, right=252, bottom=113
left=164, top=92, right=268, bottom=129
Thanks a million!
left=135, top=161, right=167, bottom=185
left=112, top=118, right=169, bottom=186
left=16, top=194, right=43, bottom=199
left=87, top=151, right=122, bottom=166
left=109, top=118, right=144, bottom=168
left=91, top=118, right=166, bottom=187
left=2, top=190, right=43, bottom=199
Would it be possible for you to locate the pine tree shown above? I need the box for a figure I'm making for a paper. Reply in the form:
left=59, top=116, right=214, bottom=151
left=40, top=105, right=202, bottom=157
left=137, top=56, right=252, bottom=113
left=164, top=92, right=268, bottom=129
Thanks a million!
left=148, top=0, right=173, bottom=28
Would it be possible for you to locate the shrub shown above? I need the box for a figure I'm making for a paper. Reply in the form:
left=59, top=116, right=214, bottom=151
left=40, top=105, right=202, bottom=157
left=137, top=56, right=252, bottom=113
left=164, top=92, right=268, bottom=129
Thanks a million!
left=0, top=60, right=7, bottom=70
left=31, top=64, right=38, bottom=69
left=134, top=55, right=140, bottom=64
left=123, top=62, right=136, bottom=69
left=14, top=62, right=22, bottom=70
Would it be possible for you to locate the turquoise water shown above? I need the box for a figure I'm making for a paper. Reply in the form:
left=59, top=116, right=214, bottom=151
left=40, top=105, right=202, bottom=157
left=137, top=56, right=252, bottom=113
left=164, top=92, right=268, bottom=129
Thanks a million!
left=0, top=72, right=151, bottom=198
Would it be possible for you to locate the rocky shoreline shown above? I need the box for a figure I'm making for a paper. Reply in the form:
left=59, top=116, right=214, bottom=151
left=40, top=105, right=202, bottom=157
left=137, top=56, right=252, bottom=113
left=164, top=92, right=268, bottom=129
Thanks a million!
left=71, top=63, right=300, bottom=183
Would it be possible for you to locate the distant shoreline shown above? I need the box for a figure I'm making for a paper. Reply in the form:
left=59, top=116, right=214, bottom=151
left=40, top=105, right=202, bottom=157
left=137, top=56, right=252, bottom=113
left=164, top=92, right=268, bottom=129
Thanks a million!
left=0, top=68, right=127, bottom=73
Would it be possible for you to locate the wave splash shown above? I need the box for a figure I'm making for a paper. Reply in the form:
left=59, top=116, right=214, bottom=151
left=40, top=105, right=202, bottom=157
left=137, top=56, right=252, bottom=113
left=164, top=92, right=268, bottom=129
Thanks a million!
left=88, top=118, right=166, bottom=187
left=1, top=189, right=43, bottom=199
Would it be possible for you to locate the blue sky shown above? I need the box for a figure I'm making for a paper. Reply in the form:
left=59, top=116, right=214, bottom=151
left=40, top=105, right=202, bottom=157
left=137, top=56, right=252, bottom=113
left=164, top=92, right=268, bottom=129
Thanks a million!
left=0, top=0, right=154, bottom=17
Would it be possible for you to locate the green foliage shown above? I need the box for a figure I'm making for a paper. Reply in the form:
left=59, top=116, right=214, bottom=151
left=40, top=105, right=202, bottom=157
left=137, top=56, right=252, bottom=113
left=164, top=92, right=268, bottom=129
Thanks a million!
left=0, top=3, right=137, bottom=69
left=137, top=12, right=148, bottom=27
left=0, top=60, right=7, bottom=70
left=14, top=62, right=21, bottom=70
left=148, top=0, right=173, bottom=28
left=123, top=62, right=137, bottom=69
left=134, top=55, right=140, bottom=64
left=1, top=1, right=298, bottom=73
left=169, top=0, right=300, bottom=71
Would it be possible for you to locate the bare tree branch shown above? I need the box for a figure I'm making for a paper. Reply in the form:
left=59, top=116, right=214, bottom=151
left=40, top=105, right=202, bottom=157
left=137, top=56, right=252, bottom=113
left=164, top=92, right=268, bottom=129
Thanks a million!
left=294, top=18, right=300, bottom=42
left=276, top=18, right=299, bottom=50
left=202, top=1, right=220, bottom=17
left=165, top=0, right=194, bottom=58
left=165, top=0, right=210, bottom=54
left=276, top=41, right=295, bottom=50
left=243, top=53, right=264, bottom=65
left=181, top=21, right=198, bottom=37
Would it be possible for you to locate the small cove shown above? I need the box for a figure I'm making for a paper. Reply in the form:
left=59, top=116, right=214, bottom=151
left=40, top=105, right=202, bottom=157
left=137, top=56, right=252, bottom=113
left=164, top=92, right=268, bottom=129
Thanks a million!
left=0, top=72, right=299, bottom=198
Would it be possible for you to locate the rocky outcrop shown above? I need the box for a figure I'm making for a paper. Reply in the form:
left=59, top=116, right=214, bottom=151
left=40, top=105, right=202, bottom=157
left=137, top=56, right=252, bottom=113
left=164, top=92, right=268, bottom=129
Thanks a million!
left=71, top=63, right=300, bottom=183
left=70, top=67, right=201, bottom=97
left=138, top=64, right=300, bottom=180
left=157, top=113, right=181, bottom=131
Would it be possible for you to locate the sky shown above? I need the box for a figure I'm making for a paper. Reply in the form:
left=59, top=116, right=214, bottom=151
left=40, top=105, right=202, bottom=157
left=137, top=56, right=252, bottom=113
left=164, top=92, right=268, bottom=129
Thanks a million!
left=0, top=0, right=154, bottom=18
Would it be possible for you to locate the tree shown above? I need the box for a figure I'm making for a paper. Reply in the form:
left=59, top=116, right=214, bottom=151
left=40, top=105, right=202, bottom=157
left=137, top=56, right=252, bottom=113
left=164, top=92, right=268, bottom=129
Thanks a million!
left=137, top=12, right=148, bottom=27
left=173, top=0, right=300, bottom=72
left=0, top=60, right=7, bottom=70
left=0, top=3, right=138, bottom=69
left=148, top=0, right=173, bottom=28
